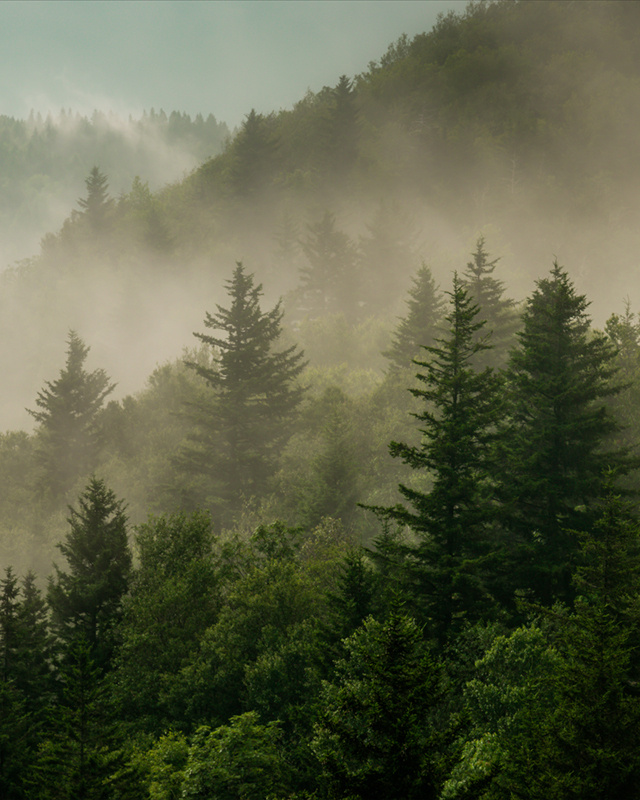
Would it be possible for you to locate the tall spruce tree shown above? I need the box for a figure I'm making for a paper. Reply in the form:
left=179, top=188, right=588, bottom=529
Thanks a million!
left=462, top=237, right=519, bottom=369
left=502, top=263, right=628, bottom=605
left=383, top=262, right=445, bottom=372
left=371, top=274, right=503, bottom=644
left=48, top=477, right=131, bottom=671
left=28, top=331, right=115, bottom=501
left=180, top=263, right=306, bottom=526
left=77, top=166, right=112, bottom=232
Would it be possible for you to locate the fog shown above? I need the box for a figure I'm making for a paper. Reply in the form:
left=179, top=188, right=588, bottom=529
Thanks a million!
left=1, top=0, right=640, bottom=575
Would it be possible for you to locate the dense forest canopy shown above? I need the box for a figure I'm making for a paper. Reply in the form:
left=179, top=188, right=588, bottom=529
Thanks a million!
left=2, top=1, right=640, bottom=797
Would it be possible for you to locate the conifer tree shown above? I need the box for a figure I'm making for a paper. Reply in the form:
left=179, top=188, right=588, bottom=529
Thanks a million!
left=371, top=275, right=503, bottom=643
left=502, top=263, right=629, bottom=604
left=227, top=109, right=278, bottom=200
left=299, top=211, right=358, bottom=320
left=28, top=331, right=115, bottom=501
left=383, top=262, right=445, bottom=371
left=313, top=611, right=446, bottom=799
left=498, top=485, right=640, bottom=799
left=181, top=263, right=306, bottom=526
left=77, top=166, right=112, bottom=232
left=462, top=237, right=518, bottom=369
left=48, top=477, right=131, bottom=671
left=326, top=74, right=359, bottom=175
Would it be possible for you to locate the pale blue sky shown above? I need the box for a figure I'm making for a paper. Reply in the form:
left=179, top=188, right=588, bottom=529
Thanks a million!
left=1, top=0, right=466, bottom=127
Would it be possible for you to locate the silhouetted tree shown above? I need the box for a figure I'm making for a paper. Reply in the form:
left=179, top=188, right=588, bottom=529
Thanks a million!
left=462, top=237, right=518, bottom=369
left=28, top=331, right=115, bottom=501
left=180, top=263, right=306, bottom=526
left=384, top=262, right=445, bottom=371
left=77, top=166, right=112, bottom=232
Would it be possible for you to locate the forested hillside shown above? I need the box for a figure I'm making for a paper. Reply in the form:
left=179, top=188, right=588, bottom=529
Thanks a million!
left=0, top=108, right=229, bottom=267
left=2, top=1, right=640, bottom=797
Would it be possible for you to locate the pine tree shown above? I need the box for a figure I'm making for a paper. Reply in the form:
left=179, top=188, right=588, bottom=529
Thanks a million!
left=325, top=74, right=360, bottom=175
left=227, top=109, right=278, bottom=200
left=370, top=275, right=504, bottom=643
left=28, top=331, right=115, bottom=501
left=312, top=611, right=446, bottom=800
left=0, top=568, right=19, bottom=684
left=298, top=211, right=358, bottom=320
left=499, top=485, right=640, bottom=800
left=605, top=299, right=640, bottom=453
left=383, top=262, right=445, bottom=372
left=461, top=237, right=519, bottom=369
left=180, top=263, right=306, bottom=526
left=14, top=572, right=54, bottom=718
left=48, top=477, right=131, bottom=671
left=502, top=263, right=629, bottom=605
left=77, top=166, right=112, bottom=232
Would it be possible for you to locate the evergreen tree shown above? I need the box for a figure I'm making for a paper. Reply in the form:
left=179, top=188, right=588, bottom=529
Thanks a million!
left=605, top=299, right=640, bottom=453
left=497, top=486, right=640, bottom=800
left=0, top=568, right=50, bottom=800
left=461, top=237, right=519, bottom=369
left=325, top=74, right=360, bottom=175
left=14, top=572, right=54, bottom=719
left=109, top=511, right=220, bottom=735
left=32, top=639, right=112, bottom=800
left=227, top=109, right=278, bottom=200
left=180, top=262, right=306, bottom=526
left=48, top=477, right=131, bottom=671
left=312, top=611, right=446, bottom=800
left=298, top=210, right=358, bottom=320
left=383, top=262, right=445, bottom=371
left=77, top=166, right=112, bottom=232
left=370, top=275, right=503, bottom=644
left=502, top=263, right=629, bottom=605
left=27, top=331, right=115, bottom=501
left=0, top=568, right=19, bottom=683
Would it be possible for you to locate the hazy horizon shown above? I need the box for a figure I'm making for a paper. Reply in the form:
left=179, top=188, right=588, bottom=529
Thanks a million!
left=1, top=0, right=465, bottom=128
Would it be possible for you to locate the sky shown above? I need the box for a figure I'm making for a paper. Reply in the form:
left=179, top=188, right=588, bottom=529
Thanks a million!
left=1, top=0, right=466, bottom=128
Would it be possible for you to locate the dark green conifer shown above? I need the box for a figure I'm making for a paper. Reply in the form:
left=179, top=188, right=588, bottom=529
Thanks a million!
left=48, top=477, right=131, bottom=671
left=502, top=263, right=629, bottom=604
left=371, top=274, right=503, bottom=643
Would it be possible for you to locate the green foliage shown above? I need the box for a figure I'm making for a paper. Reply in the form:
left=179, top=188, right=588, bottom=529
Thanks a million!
left=298, top=211, right=358, bottom=321
left=371, top=274, right=504, bottom=642
left=48, top=477, right=130, bottom=669
left=313, top=611, right=447, bottom=800
left=27, top=331, right=115, bottom=502
left=179, top=262, right=306, bottom=527
left=502, top=263, right=627, bottom=604
left=461, top=237, right=518, bottom=369
left=31, top=638, right=113, bottom=800
left=77, top=166, right=112, bottom=233
left=181, top=713, right=288, bottom=800
left=226, top=109, right=279, bottom=201
left=110, top=511, right=220, bottom=734
left=383, top=261, right=445, bottom=371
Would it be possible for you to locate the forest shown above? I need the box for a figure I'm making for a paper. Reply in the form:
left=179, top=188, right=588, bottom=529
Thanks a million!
left=2, top=1, right=640, bottom=797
